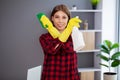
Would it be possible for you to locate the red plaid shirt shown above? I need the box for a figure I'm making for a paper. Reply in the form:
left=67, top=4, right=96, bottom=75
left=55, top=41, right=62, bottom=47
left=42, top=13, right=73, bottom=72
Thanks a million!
left=39, top=33, right=80, bottom=80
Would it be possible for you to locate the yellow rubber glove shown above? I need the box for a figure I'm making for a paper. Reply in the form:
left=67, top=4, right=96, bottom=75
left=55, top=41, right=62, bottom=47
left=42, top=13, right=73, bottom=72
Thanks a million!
left=37, top=13, right=60, bottom=38
left=58, top=17, right=82, bottom=42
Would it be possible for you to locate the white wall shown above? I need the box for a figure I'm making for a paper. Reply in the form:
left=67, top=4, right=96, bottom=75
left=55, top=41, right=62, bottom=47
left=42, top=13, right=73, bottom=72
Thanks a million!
left=102, top=0, right=117, bottom=80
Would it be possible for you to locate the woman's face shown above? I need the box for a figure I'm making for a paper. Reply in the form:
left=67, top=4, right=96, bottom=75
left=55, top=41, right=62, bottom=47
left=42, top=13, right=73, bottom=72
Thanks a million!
left=52, top=11, right=69, bottom=32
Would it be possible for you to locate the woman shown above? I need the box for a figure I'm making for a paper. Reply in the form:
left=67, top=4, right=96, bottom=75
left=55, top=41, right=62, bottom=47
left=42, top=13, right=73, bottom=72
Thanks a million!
left=39, top=4, right=80, bottom=80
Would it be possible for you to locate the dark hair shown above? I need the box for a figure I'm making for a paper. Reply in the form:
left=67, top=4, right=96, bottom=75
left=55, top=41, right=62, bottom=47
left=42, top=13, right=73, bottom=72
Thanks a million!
left=50, top=4, right=71, bottom=21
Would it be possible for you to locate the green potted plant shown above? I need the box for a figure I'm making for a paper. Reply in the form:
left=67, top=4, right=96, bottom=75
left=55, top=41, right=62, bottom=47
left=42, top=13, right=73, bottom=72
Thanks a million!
left=90, top=0, right=100, bottom=9
left=97, top=40, right=120, bottom=80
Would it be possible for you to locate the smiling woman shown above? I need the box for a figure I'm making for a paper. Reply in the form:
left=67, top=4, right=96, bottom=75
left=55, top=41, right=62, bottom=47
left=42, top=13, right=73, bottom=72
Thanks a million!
left=39, top=4, right=81, bottom=80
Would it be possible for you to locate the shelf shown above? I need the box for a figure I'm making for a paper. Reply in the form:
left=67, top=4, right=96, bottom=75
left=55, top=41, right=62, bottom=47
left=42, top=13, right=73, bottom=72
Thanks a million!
left=69, top=2, right=102, bottom=80
left=69, top=9, right=102, bottom=12
left=78, top=68, right=101, bottom=72
left=79, top=30, right=102, bottom=32
left=76, top=49, right=100, bottom=53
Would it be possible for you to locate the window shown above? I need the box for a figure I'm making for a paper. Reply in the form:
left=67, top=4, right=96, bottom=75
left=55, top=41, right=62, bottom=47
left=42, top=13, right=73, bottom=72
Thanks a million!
left=117, top=0, right=120, bottom=80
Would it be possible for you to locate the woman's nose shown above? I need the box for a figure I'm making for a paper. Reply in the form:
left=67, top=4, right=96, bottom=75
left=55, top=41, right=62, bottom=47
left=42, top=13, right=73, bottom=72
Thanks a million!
left=58, top=18, right=63, bottom=22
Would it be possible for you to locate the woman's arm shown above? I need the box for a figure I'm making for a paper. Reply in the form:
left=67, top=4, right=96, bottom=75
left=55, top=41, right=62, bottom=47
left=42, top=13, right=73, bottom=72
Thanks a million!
left=39, top=34, right=63, bottom=55
left=62, top=36, right=75, bottom=53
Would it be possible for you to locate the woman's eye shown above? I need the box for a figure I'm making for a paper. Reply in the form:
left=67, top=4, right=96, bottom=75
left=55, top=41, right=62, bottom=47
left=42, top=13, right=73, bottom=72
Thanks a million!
left=63, top=17, right=66, bottom=19
left=55, top=16, right=59, bottom=18
left=54, top=16, right=67, bottom=19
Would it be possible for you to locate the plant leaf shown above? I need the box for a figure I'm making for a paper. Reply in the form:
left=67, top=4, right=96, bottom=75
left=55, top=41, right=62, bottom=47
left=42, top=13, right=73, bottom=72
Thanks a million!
left=111, top=52, right=120, bottom=60
left=97, top=54, right=109, bottom=61
left=90, top=0, right=100, bottom=5
left=101, top=49, right=109, bottom=54
left=111, top=43, right=119, bottom=50
left=111, top=59, right=120, bottom=67
left=104, top=40, right=112, bottom=50
left=99, top=63, right=109, bottom=67
left=101, top=45, right=109, bottom=52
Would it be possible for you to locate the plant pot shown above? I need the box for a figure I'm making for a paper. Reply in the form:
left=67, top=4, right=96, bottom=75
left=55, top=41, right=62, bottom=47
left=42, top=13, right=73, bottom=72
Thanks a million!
left=104, top=72, right=117, bottom=80
left=92, top=5, right=97, bottom=9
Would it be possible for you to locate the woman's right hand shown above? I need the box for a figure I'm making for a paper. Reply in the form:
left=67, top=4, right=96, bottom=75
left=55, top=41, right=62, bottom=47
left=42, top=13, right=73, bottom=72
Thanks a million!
left=67, top=17, right=82, bottom=28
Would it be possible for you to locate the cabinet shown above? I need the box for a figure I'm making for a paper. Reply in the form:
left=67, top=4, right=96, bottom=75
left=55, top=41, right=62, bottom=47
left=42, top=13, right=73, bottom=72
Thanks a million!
left=69, top=3, right=102, bottom=80
left=80, top=71, right=94, bottom=80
